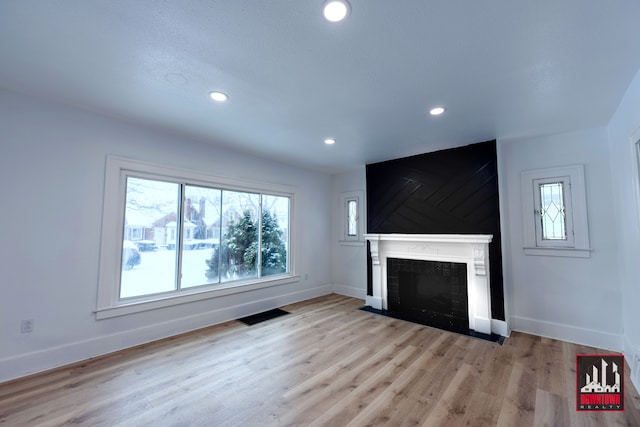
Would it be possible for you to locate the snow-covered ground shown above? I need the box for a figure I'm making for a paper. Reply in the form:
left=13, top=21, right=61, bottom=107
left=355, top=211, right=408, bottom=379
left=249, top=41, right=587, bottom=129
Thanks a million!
left=120, top=247, right=229, bottom=298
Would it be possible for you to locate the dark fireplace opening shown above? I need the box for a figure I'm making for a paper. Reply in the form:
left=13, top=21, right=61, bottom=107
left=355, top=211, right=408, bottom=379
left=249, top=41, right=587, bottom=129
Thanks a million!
left=387, top=258, right=469, bottom=334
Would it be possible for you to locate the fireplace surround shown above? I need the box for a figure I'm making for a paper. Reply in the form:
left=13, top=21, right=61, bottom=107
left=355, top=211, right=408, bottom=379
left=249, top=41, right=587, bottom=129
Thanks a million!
left=364, top=233, right=494, bottom=335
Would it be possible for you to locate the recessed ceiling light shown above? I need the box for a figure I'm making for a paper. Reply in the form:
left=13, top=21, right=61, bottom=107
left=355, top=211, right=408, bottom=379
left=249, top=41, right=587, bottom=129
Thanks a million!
left=323, top=0, right=350, bottom=23
left=324, top=138, right=336, bottom=145
left=429, top=107, right=446, bottom=116
left=209, top=91, right=228, bottom=102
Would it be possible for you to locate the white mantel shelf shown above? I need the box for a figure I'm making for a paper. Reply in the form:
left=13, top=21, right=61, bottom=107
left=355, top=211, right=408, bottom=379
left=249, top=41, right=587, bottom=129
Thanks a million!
left=364, top=233, right=495, bottom=335
left=364, top=233, right=493, bottom=244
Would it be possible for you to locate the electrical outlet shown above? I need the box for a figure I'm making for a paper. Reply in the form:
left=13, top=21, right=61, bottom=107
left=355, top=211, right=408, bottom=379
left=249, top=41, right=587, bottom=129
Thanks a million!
left=21, top=319, right=34, bottom=334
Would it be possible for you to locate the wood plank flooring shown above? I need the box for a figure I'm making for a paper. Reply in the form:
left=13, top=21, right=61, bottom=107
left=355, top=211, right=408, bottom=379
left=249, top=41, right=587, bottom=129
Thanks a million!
left=1, top=294, right=639, bottom=426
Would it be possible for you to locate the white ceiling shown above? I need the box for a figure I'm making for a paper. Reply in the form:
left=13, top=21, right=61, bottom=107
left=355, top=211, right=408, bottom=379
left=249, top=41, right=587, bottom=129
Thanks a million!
left=1, top=1, right=640, bottom=173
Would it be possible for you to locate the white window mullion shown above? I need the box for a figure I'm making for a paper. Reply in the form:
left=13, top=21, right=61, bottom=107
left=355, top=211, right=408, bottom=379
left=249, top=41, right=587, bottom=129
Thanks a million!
left=257, top=195, right=263, bottom=278
left=217, top=190, right=224, bottom=282
left=176, top=183, right=185, bottom=290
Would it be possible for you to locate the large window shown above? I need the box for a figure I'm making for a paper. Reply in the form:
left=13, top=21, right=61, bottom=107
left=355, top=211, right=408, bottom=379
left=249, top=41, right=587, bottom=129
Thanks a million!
left=520, top=165, right=590, bottom=257
left=97, top=157, right=296, bottom=318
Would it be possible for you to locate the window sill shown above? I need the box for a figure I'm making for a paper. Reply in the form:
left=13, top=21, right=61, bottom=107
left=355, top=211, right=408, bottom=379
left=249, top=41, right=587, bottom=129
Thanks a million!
left=95, top=274, right=300, bottom=320
left=339, top=240, right=364, bottom=247
left=523, top=247, right=592, bottom=258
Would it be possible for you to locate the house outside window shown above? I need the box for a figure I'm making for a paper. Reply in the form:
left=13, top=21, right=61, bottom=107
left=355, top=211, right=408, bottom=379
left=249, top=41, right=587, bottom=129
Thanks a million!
left=97, top=156, right=297, bottom=319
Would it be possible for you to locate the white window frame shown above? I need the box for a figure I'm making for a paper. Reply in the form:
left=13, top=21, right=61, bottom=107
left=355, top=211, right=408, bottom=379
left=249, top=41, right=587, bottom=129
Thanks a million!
left=339, top=190, right=364, bottom=246
left=521, top=164, right=591, bottom=258
left=96, top=156, right=299, bottom=319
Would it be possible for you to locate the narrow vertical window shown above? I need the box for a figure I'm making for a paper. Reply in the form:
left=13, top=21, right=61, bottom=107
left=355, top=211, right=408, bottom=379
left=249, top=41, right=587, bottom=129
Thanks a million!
left=347, top=199, right=358, bottom=237
left=532, top=176, right=574, bottom=248
left=539, top=182, right=566, bottom=240
left=339, top=191, right=363, bottom=244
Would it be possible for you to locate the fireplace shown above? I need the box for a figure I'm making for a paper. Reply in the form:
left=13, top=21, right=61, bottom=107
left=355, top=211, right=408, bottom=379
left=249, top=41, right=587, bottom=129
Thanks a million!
left=364, top=234, right=494, bottom=335
left=387, top=258, right=469, bottom=334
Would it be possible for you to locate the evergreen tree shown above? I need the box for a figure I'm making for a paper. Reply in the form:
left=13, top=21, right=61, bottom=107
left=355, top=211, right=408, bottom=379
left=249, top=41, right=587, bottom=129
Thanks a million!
left=205, top=211, right=257, bottom=280
left=260, top=211, right=287, bottom=276
left=205, top=210, right=286, bottom=281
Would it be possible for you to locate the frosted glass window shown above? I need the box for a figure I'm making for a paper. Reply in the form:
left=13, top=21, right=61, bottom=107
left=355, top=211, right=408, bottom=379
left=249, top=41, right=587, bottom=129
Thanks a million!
left=521, top=165, right=590, bottom=257
left=339, top=191, right=363, bottom=244
left=347, top=199, right=357, bottom=236
left=539, top=182, right=567, bottom=240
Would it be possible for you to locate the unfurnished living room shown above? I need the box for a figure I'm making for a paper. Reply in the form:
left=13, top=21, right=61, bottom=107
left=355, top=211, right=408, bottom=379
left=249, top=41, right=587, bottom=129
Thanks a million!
left=1, top=1, right=640, bottom=426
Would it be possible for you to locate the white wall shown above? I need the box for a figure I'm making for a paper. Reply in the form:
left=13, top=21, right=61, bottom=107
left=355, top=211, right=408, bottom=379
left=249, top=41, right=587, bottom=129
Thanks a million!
left=607, top=66, right=640, bottom=389
left=499, top=127, right=623, bottom=351
left=0, top=90, right=333, bottom=382
left=330, top=168, right=367, bottom=299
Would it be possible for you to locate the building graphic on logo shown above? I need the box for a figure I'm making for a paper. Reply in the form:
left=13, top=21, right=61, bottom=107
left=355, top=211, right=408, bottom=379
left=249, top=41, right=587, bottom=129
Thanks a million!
left=580, top=359, right=620, bottom=393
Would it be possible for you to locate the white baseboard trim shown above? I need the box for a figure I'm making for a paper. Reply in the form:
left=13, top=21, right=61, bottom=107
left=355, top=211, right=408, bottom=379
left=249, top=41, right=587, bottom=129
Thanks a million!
left=511, top=316, right=623, bottom=352
left=632, top=369, right=640, bottom=396
left=365, top=296, right=383, bottom=309
left=623, top=335, right=637, bottom=364
left=491, top=319, right=509, bottom=337
left=0, top=284, right=333, bottom=384
left=624, top=336, right=640, bottom=394
left=333, top=284, right=366, bottom=300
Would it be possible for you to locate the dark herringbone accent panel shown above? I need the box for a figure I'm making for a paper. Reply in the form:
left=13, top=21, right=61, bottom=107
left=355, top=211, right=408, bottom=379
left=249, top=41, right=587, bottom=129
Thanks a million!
left=366, top=140, right=505, bottom=320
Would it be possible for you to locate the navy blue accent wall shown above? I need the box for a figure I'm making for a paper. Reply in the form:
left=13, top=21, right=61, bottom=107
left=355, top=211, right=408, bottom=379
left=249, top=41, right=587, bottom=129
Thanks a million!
left=366, top=140, right=505, bottom=320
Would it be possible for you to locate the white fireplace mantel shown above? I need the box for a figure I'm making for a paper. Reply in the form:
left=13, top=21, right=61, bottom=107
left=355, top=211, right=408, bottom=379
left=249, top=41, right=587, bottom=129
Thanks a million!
left=364, top=233, right=494, bottom=335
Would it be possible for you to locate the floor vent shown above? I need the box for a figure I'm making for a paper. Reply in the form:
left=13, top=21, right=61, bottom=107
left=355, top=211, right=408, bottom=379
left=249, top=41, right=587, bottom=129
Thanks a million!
left=237, top=308, right=289, bottom=326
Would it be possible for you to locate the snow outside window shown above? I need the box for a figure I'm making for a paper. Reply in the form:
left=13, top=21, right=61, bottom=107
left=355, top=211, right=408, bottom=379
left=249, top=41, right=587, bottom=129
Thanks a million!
left=97, top=156, right=297, bottom=319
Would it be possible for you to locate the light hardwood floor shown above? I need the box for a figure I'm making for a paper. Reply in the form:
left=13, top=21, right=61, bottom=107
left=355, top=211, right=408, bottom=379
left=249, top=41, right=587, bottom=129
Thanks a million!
left=1, top=294, right=639, bottom=426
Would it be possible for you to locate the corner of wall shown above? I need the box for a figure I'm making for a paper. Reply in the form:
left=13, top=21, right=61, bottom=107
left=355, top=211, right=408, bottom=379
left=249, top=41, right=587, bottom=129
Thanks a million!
left=332, top=284, right=366, bottom=301
left=495, top=140, right=513, bottom=336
